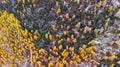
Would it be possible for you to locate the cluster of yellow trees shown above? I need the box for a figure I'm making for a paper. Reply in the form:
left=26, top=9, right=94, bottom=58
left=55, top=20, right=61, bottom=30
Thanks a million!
left=0, top=10, right=99, bottom=67
left=0, top=11, right=40, bottom=67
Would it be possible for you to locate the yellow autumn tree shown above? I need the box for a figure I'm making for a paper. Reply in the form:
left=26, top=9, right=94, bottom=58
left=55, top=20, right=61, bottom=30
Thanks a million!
left=0, top=11, right=39, bottom=67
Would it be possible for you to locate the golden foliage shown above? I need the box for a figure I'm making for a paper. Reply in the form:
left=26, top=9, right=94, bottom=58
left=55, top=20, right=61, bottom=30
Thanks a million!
left=0, top=11, right=39, bottom=66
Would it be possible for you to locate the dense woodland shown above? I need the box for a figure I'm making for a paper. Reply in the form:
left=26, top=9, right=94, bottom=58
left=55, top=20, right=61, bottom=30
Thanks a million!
left=0, top=0, right=120, bottom=67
